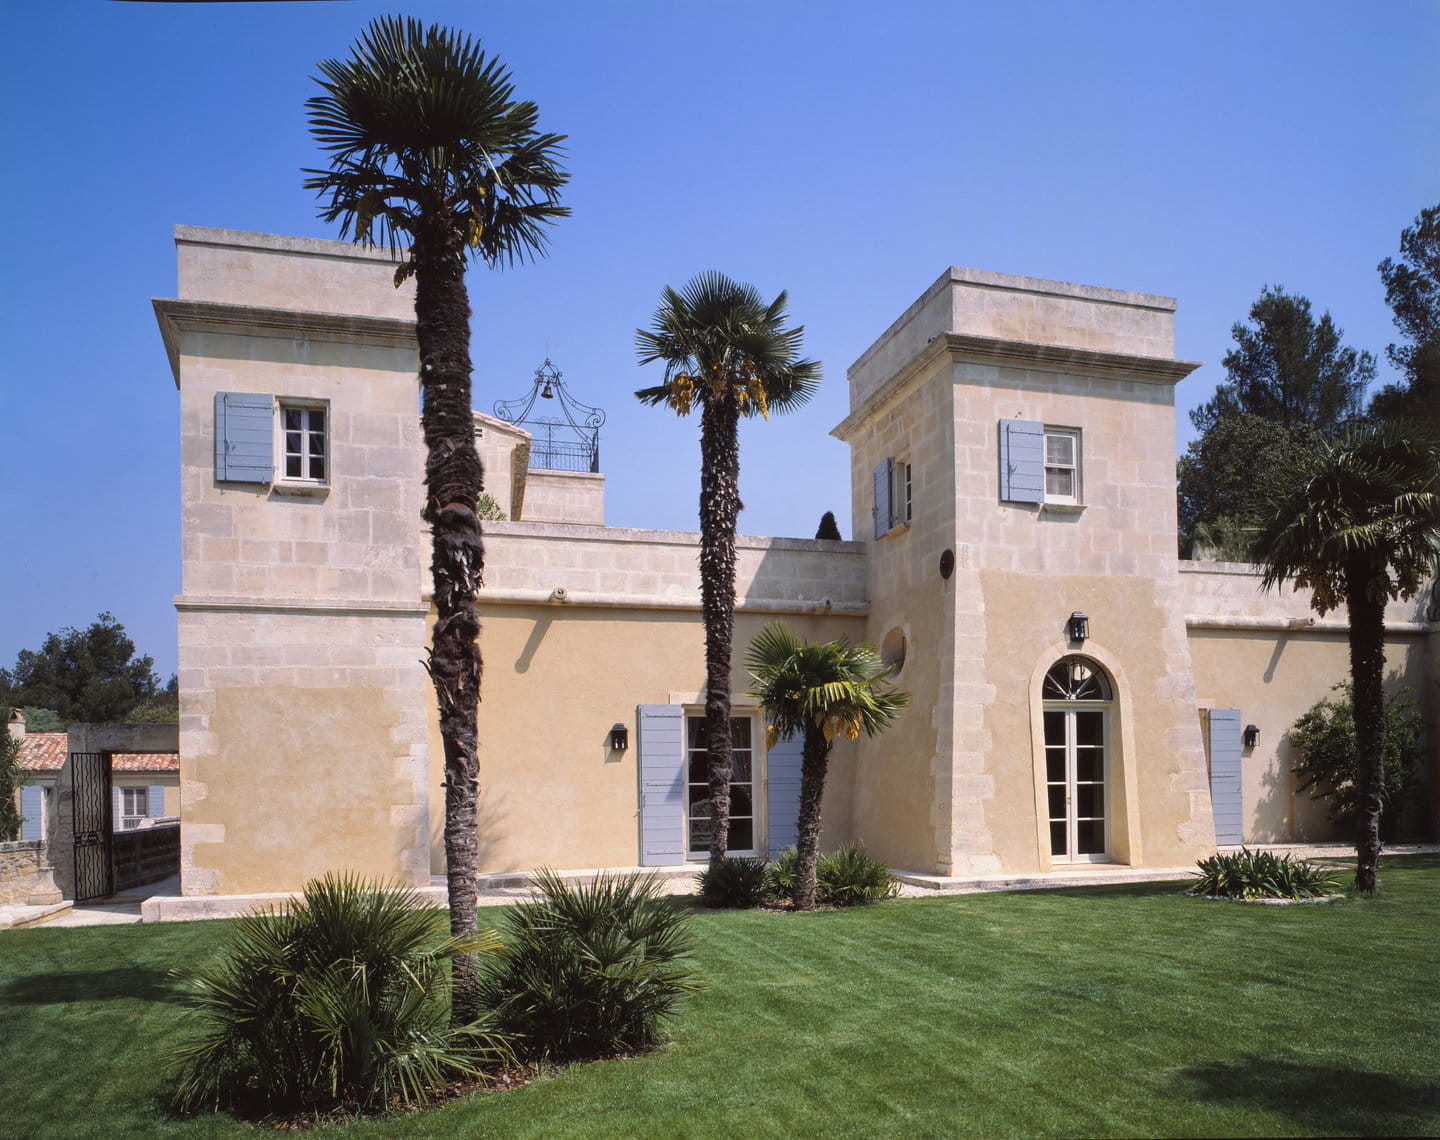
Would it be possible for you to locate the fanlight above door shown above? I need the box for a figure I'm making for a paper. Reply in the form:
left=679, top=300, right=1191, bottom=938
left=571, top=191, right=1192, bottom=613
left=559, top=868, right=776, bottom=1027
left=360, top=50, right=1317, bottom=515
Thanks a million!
left=1042, top=656, right=1113, bottom=702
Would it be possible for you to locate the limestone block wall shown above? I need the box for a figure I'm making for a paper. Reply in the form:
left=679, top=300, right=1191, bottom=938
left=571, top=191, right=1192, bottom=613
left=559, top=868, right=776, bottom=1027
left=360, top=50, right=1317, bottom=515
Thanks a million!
left=0, top=841, right=52, bottom=905
left=474, top=411, right=531, bottom=521
left=480, top=522, right=868, bottom=612
left=522, top=471, right=606, bottom=526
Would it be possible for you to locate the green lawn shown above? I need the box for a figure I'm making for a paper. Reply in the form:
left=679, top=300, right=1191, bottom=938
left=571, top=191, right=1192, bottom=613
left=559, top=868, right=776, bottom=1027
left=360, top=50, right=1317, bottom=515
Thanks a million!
left=2, top=856, right=1437, bottom=1139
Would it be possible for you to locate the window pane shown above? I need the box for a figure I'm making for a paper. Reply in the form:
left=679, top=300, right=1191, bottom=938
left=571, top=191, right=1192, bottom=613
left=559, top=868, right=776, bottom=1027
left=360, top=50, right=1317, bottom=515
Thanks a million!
left=1043, top=711, right=1065, bottom=744
left=731, top=718, right=751, bottom=747
left=285, top=409, right=302, bottom=430
left=688, top=751, right=708, bottom=783
left=688, top=817, right=711, bottom=854
left=309, top=456, right=326, bottom=480
left=286, top=431, right=302, bottom=455
left=731, top=752, right=752, bottom=783
left=1077, top=819, right=1105, bottom=855
left=687, top=786, right=712, bottom=815
left=1076, top=748, right=1104, bottom=783
left=1046, top=747, right=1065, bottom=783
left=731, top=784, right=753, bottom=816
left=1050, top=821, right=1067, bottom=856
left=1076, top=784, right=1104, bottom=818
left=310, top=432, right=325, bottom=456
left=1046, top=434, right=1074, bottom=465
left=687, top=718, right=705, bottom=748
left=1045, top=467, right=1074, bottom=497
left=729, top=818, right=754, bottom=852
left=309, top=409, right=324, bottom=433
left=1048, top=785, right=1066, bottom=820
left=1075, top=713, right=1103, bottom=746
left=286, top=455, right=301, bottom=478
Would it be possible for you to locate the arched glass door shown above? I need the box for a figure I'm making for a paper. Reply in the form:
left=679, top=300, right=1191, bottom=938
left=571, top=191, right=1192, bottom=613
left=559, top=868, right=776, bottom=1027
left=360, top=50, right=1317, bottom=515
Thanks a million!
left=1042, top=657, right=1112, bottom=863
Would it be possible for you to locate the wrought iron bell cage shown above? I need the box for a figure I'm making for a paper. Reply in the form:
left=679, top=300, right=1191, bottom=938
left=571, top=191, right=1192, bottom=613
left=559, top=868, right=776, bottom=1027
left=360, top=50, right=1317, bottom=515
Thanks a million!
left=493, top=359, right=606, bottom=473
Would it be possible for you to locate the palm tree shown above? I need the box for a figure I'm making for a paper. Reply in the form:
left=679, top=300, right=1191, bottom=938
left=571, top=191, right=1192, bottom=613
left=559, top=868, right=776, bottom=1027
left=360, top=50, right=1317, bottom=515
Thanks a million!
left=305, top=16, right=568, bottom=1016
left=636, top=274, right=819, bottom=867
left=745, top=622, right=909, bottom=909
left=1251, top=424, right=1440, bottom=894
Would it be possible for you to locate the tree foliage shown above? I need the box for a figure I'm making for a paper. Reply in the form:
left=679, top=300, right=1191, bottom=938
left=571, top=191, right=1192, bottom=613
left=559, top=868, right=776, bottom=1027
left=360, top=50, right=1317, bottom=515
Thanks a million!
left=1190, top=286, right=1373, bottom=437
left=1250, top=424, right=1440, bottom=893
left=814, top=511, right=842, bottom=541
left=745, top=622, right=908, bottom=910
left=0, top=614, right=164, bottom=726
left=306, top=15, right=568, bottom=1019
left=18, top=707, right=63, bottom=733
left=1176, top=413, right=1322, bottom=558
left=1369, top=203, right=1440, bottom=433
left=0, top=729, right=22, bottom=842
left=1290, top=683, right=1422, bottom=841
left=636, top=273, right=819, bottom=867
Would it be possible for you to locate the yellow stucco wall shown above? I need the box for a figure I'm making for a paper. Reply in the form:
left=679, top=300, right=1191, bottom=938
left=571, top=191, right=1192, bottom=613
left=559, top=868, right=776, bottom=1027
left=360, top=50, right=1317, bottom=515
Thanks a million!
left=430, top=603, right=868, bottom=873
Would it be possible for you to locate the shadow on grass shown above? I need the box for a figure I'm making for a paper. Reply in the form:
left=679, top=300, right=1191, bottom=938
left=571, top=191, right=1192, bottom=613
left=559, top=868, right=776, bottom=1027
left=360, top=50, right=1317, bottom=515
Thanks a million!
left=1176, top=1054, right=1435, bottom=1132
left=2, top=966, right=188, bottom=1005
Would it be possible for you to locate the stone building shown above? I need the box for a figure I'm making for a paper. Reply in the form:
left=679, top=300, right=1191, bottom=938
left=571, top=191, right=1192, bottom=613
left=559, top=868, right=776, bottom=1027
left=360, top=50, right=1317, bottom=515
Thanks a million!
left=145, top=226, right=1435, bottom=902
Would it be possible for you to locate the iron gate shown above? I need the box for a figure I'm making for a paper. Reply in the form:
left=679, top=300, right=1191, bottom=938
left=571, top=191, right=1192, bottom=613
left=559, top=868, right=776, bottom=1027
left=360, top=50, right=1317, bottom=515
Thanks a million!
left=71, top=751, right=112, bottom=902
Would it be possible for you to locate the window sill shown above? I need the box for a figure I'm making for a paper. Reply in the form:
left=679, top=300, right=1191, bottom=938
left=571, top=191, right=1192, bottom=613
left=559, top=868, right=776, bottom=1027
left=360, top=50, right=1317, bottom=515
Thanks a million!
left=1041, top=502, right=1086, bottom=515
left=878, top=521, right=912, bottom=538
left=271, top=482, right=330, bottom=500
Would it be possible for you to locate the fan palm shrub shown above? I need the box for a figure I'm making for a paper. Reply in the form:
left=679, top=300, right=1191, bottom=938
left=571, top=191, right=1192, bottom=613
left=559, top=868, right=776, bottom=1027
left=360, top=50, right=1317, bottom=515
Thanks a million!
left=746, top=623, right=909, bottom=910
left=306, top=16, right=569, bottom=1015
left=636, top=274, right=819, bottom=867
left=696, top=856, right=771, bottom=908
left=767, top=843, right=898, bottom=907
left=1249, top=423, right=1440, bottom=893
left=170, top=874, right=509, bottom=1116
left=478, top=870, right=702, bottom=1061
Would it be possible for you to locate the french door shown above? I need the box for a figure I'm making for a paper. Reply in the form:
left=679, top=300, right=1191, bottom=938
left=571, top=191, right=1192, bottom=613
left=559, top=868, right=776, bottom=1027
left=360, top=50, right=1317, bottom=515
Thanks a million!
left=1044, top=707, right=1108, bottom=862
left=686, top=716, right=756, bottom=857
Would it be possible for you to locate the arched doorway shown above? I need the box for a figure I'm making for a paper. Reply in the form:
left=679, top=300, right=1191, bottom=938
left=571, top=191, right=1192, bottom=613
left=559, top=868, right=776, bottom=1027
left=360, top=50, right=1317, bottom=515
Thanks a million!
left=1042, top=656, right=1113, bottom=863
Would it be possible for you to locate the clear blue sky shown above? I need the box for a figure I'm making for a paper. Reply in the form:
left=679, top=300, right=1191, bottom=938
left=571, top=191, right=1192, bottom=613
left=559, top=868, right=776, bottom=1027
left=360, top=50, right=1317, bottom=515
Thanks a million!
left=1, top=1, right=1434, bottom=680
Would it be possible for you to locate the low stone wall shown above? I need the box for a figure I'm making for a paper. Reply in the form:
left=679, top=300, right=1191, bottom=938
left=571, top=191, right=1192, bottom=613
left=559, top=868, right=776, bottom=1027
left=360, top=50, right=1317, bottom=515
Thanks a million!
left=113, top=824, right=180, bottom=892
left=0, top=840, right=62, bottom=905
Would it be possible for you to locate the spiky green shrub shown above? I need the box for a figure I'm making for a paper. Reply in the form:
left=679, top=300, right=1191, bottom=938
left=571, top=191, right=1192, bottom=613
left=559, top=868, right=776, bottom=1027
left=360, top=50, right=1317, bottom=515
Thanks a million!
left=819, top=842, right=900, bottom=906
left=696, top=856, right=771, bottom=908
left=767, top=843, right=897, bottom=907
left=1188, top=848, right=1342, bottom=900
left=170, top=874, right=509, bottom=1116
left=478, top=870, right=702, bottom=1061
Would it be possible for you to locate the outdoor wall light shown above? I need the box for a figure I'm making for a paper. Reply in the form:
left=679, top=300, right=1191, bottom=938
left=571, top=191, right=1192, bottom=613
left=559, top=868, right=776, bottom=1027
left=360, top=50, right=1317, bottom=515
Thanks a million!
left=1068, top=612, right=1089, bottom=642
left=609, top=723, right=629, bottom=751
left=1243, top=724, right=1260, bottom=749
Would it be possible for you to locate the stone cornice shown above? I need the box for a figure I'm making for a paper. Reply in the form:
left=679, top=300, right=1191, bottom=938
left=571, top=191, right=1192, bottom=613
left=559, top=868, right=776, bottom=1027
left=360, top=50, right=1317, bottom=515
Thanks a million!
left=173, top=595, right=428, bottom=618
left=833, top=333, right=1201, bottom=441
left=152, top=298, right=417, bottom=386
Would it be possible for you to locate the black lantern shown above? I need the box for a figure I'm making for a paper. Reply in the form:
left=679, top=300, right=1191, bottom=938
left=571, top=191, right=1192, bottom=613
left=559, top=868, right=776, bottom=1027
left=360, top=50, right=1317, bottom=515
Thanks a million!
left=1243, top=724, right=1259, bottom=749
left=1067, top=611, right=1089, bottom=642
left=609, top=723, right=629, bottom=751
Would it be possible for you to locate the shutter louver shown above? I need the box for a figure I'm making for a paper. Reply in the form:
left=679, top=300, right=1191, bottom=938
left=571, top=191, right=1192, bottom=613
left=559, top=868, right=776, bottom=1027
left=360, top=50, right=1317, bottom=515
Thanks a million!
left=215, top=392, right=274, bottom=483
left=999, top=419, right=1044, bottom=503
left=636, top=705, right=686, bottom=866
left=149, top=785, right=167, bottom=819
left=1207, top=708, right=1243, bottom=844
left=20, top=785, right=44, bottom=842
left=764, top=730, right=804, bottom=857
left=872, top=458, right=894, bottom=538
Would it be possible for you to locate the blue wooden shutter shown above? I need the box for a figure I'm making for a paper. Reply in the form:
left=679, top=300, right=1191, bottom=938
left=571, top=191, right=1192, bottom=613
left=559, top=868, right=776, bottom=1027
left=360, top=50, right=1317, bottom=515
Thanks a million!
left=765, top=730, right=804, bottom=856
left=999, top=419, right=1044, bottom=503
left=20, top=785, right=43, bottom=841
left=872, top=458, right=894, bottom=538
left=148, top=785, right=167, bottom=819
left=1207, top=708, right=1243, bottom=844
left=214, top=392, right=274, bottom=482
left=636, top=705, right=686, bottom=866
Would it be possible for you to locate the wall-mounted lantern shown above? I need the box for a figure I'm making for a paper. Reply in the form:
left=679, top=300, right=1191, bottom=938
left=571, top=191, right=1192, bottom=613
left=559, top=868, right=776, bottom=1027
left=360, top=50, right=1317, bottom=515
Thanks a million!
left=1243, top=724, right=1260, bottom=749
left=609, top=723, right=629, bottom=751
left=1067, top=612, right=1089, bottom=642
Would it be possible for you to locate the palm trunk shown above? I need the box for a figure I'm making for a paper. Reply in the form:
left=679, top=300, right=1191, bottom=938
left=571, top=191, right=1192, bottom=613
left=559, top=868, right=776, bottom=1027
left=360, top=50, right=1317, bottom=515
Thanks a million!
left=793, top=725, right=830, bottom=910
left=1344, top=561, right=1387, bottom=896
left=413, top=212, right=486, bottom=1020
left=698, top=396, right=740, bottom=866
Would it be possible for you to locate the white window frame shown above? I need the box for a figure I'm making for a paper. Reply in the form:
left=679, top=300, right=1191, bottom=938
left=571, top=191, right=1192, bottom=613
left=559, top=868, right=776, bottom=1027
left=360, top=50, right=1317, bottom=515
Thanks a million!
left=276, top=399, right=330, bottom=488
left=119, top=786, right=148, bottom=832
left=1043, top=427, right=1081, bottom=506
left=894, top=459, right=912, bottom=526
left=684, top=711, right=762, bottom=859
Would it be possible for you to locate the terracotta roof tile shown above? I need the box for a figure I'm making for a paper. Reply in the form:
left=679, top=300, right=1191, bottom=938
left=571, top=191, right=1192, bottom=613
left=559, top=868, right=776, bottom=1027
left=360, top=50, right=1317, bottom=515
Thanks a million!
left=15, top=734, right=178, bottom=773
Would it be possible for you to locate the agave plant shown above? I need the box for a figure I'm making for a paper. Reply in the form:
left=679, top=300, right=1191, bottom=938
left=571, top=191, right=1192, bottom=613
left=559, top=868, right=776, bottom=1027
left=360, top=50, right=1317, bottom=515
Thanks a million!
left=1188, top=848, right=1342, bottom=901
left=170, top=873, right=509, bottom=1115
